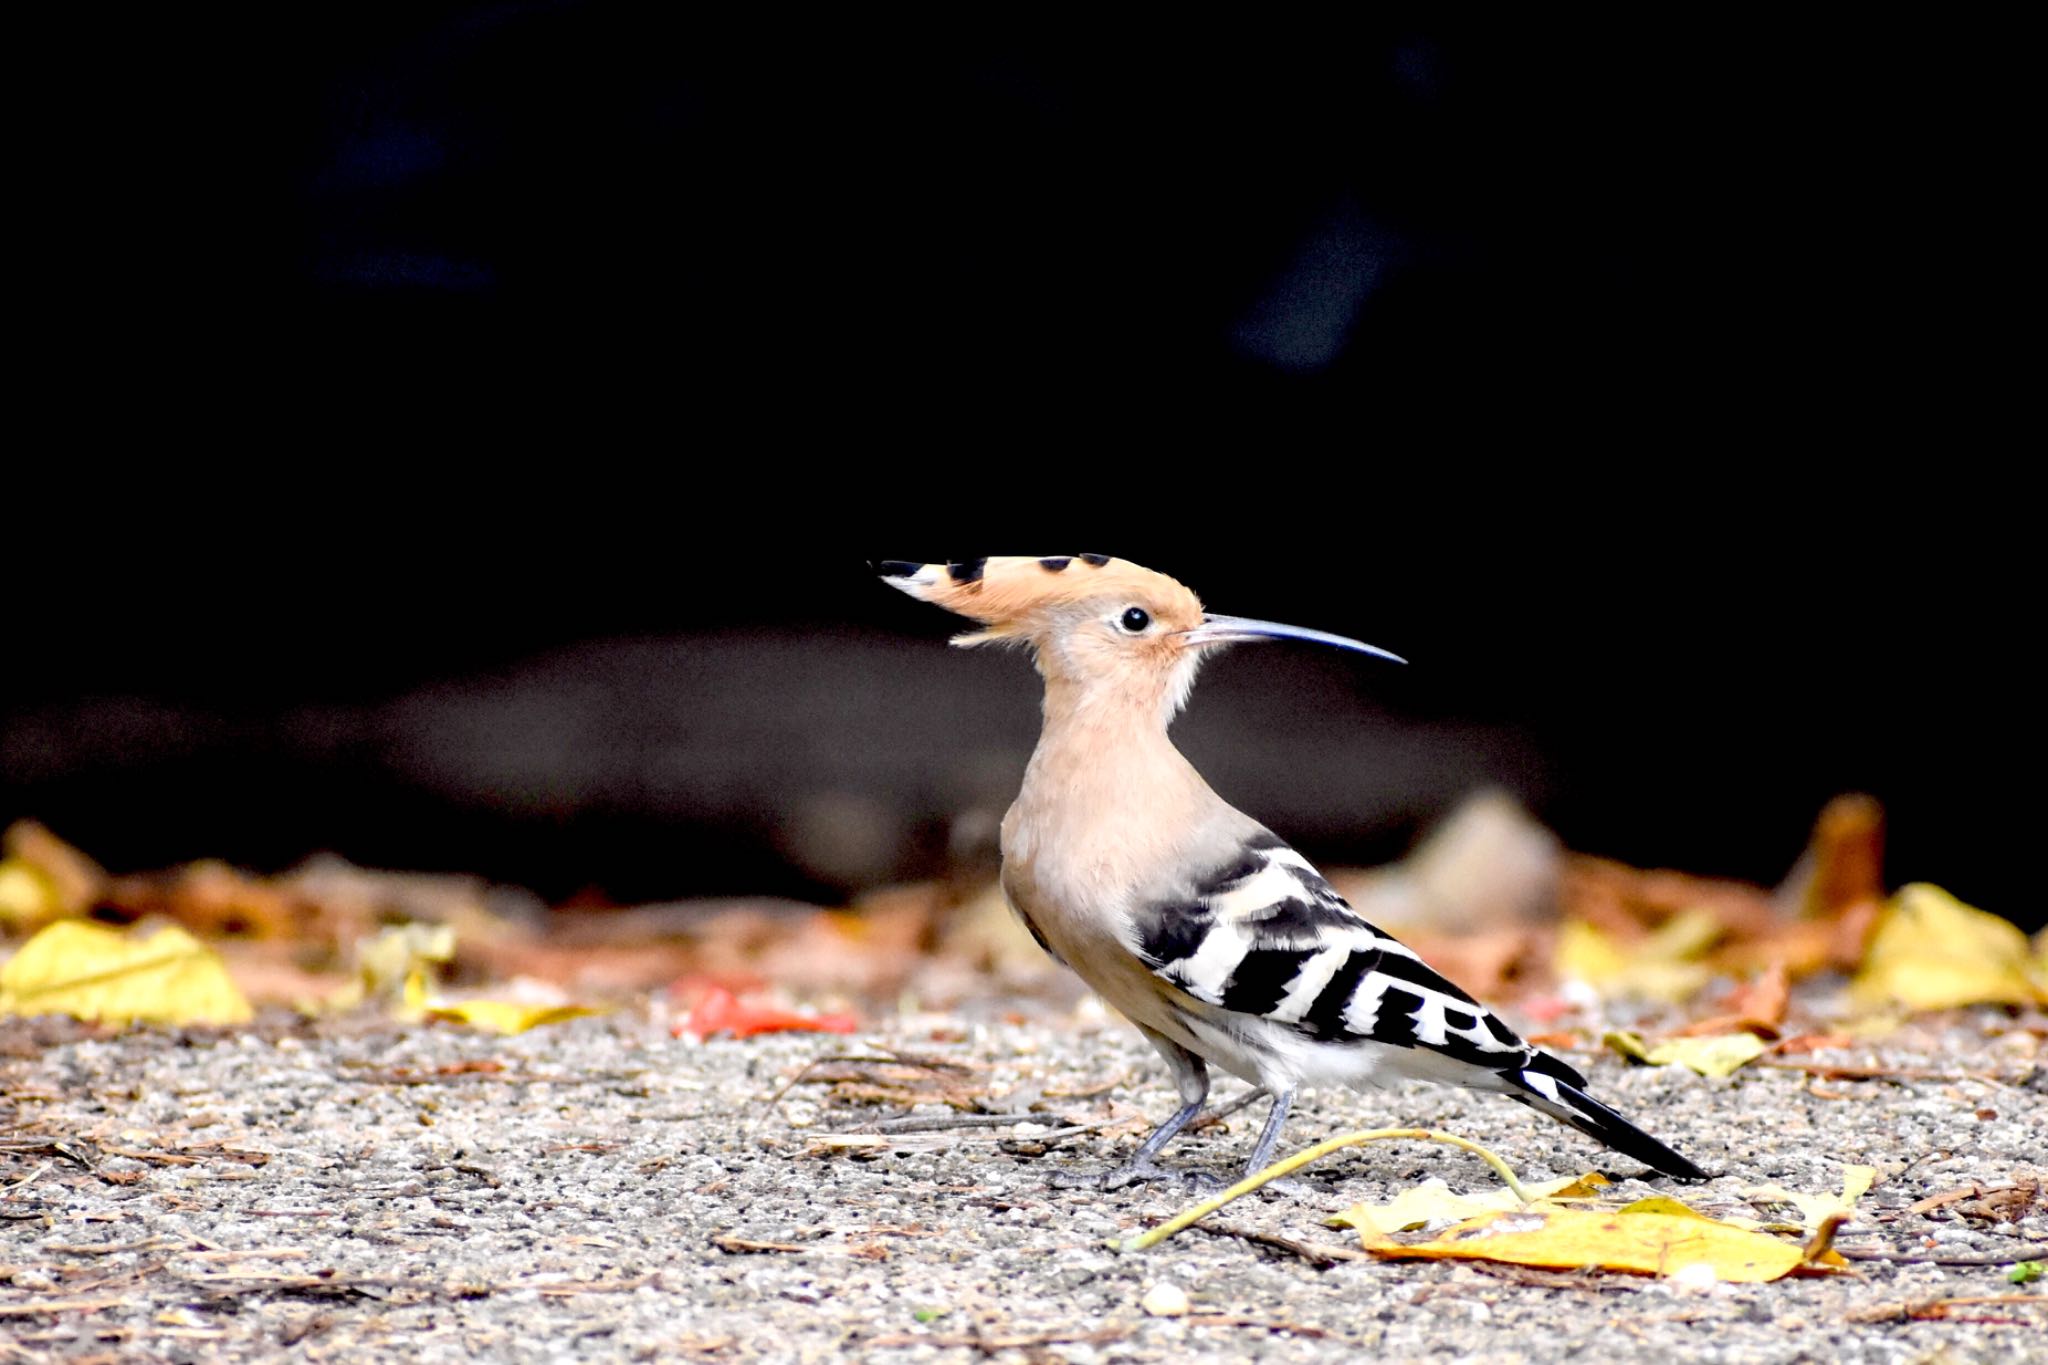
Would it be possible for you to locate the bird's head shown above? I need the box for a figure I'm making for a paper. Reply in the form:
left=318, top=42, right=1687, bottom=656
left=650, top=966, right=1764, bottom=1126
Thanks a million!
left=876, top=555, right=1402, bottom=721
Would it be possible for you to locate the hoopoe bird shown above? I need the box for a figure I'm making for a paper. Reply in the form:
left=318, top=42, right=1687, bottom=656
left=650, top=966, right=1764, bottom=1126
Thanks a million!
left=879, top=554, right=1708, bottom=1185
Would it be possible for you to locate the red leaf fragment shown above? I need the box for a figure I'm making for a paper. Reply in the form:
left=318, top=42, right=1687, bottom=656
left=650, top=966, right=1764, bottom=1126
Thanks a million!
left=675, top=987, right=858, bottom=1040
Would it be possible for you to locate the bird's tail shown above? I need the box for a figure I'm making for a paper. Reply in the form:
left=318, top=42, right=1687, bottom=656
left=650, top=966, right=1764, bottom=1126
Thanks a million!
left=1505, top=1053, right=1710, bottom=1181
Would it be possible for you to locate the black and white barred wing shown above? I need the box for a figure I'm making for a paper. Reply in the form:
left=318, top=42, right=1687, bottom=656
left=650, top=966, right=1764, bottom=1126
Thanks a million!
left=1132, top=832, right=1539, bottom=1073
left=1131, top=831, right=1710, bottom=1179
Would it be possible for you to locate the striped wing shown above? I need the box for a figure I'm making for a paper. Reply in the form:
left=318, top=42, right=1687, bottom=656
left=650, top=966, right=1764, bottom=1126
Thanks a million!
left=1132, top=831, right=1553, bottom=1077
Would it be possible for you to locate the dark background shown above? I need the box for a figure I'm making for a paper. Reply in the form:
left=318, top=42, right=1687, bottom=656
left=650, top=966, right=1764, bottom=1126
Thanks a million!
left=12, top=13, right=2032, bottom=924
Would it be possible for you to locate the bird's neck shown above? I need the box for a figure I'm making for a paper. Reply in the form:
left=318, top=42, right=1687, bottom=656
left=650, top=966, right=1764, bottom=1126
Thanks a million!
left=1013, top=672, right=1213, bottom=843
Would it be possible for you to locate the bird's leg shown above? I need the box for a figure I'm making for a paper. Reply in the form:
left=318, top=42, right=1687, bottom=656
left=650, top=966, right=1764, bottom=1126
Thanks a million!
left=1241, top=1086, right=1295, bottom=1177
left=1059, top=1028, right=1219, bottom=1190
left=1236, top=1087, right=1315, bottom=1196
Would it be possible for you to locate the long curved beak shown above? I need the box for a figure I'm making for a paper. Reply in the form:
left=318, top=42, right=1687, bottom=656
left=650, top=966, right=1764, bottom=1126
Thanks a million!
left=1179, top=613, right=1406, bottom=664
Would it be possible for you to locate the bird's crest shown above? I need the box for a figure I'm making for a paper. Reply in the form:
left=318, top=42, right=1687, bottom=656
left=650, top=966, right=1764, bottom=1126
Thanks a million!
left=875, top=556, right=1203, bottom=646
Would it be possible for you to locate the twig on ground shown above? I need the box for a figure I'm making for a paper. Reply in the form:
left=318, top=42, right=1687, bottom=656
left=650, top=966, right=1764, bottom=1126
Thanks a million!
left=1908, top=1185, right=1983, bottom=1215
left=0, top=1138, right=97, bottom=1169
left=1758, top=1061, right=2021, bottom=1085
left=711, top=1233, right=810, bottom=1254
left=1188, top=1087, right=1269, bottom=1132
left=864, top=1324, right=1132, bottom=1350
left=4, top=1159, right=51, bottom=1191
left=97, top=1146, right=199, bottom=1166
left=1848, top=1293, right=2048, bottom=1323
left=40, top=1236, right=180, bottom=1256
left=531, top=1274, right=659, bottom=1296
left=1185, top=1313, right=1335, bottom=1337
left=1835, top=1243, right=2048, bottom=1267
left=0, top=1297, right=129, bottom=1317
left=182, top=1249, right=311, bottom=1262
left=51, top=1257, right=170, bottom=1295
left=863, top=1112, right=1051, bottom=1133
left=1189, top=1220, right=1373, bottom=1266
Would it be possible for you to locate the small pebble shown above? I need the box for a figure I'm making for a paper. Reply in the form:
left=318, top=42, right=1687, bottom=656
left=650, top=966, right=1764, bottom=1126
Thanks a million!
left=1141, top=1282, right=1189, bottom=1317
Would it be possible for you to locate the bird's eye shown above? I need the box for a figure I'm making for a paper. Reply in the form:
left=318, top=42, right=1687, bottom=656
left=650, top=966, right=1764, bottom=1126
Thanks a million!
left=1119, top=606, right=1152, bottom=633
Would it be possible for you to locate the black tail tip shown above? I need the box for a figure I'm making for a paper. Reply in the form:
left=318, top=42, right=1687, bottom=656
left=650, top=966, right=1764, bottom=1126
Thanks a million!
left=874, top=560, right=921, bottom=578
left=1640, top=1153, right=1715, bottom=1183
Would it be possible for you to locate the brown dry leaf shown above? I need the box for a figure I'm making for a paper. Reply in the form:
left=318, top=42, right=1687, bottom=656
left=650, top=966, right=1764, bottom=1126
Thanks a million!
left=0, top=920, right=252, bottom=1025
left=1781, top=794, right=1886, bottom=919
left=1723, top=963, right=1790, bottom=1027
left=1558, top=855, right=1776, bottom=941
left=1368, top=1204, right=1842, bottom=1282
left=1671, top=964, right=1790, bottom=1038
left=1396, top=928, right=1535, bottom=1004
left=794, top=1058, right=993, bottom=1112
left=1850, top=883, right=2046, bottom=1011
left=105, top=859, right=313, bottom=940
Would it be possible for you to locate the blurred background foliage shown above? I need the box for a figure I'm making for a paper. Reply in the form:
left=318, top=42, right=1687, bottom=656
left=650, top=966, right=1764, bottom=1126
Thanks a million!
left=9, top=11, right=2029, bottom=924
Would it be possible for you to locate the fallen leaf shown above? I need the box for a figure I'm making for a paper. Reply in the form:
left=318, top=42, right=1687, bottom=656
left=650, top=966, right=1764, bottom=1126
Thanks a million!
left=1604, top=1030, right=1767, bottom=1077
left=1850, top=883, right=2046, bottom=1011
left=1558, top=856, right=1775, bottom=941
left=104, top=858, right=308, bottom=940
left=1671, top=965, right=1791, bottom=1038
left=1556, top=919, right=1713, bottom=1003
left=0, top=860, right=61, bottom=931
left=1525, top=1030, right=1583, bottom=1050
left=1737, top=1165, right=1877, bottom=1232
left=1368, top=1204, right=1842, bottom=1282
left=1615, top=1195, right=1715, bottom=1219
left=0, top=920, right=252, bottom=1025
left=677, top=987, right=858, bottom=1040
left=425, top=1000, right=602, bottom=1034
left=1780, top=794, right=1886, bottom=919
left=332, top=923, right=457, bottom=1017
left=1331, top=1172, right=1611, bottom=1239
left=0, top=822, right=107, bottom=929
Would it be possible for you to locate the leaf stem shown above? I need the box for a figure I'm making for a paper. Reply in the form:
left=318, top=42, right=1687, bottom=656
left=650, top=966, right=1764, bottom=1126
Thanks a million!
left=1110, top=1127, right=1531, bottom=1253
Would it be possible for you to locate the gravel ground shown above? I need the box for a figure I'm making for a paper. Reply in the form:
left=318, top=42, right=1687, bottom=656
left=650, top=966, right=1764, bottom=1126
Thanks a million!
left=2, top=1003, right=2044, bottom=1363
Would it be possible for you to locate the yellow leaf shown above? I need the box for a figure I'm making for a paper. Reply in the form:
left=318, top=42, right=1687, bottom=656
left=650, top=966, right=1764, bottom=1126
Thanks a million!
left=0, top=859, right=63, bottom=931
left=1850, top=883, right=2045, bottom=1010
left=337, top=923, right=457, bottom=1017
left=0, top=921, right=251, bottom=1025
left=1739, top=1164, right=1878, bottom=1232
left=1618, top=1195, right=1714, bottom=1219
left=1330, top=1172, right=1611, bottom=1238
left=1603, top=1030, right=1654, bottom=1063
left=358, top=923, right=455, bottom=991
left=1641, top=906, right=1727, bottom=960
left=424, top=1000, right=601, bottom=1034
left=1369, top=1205, right=1836, bottom=1282
left=1603, top=1030, right=1766, bottom=1077
left=1557, top=919, right=1712, bottom=1003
